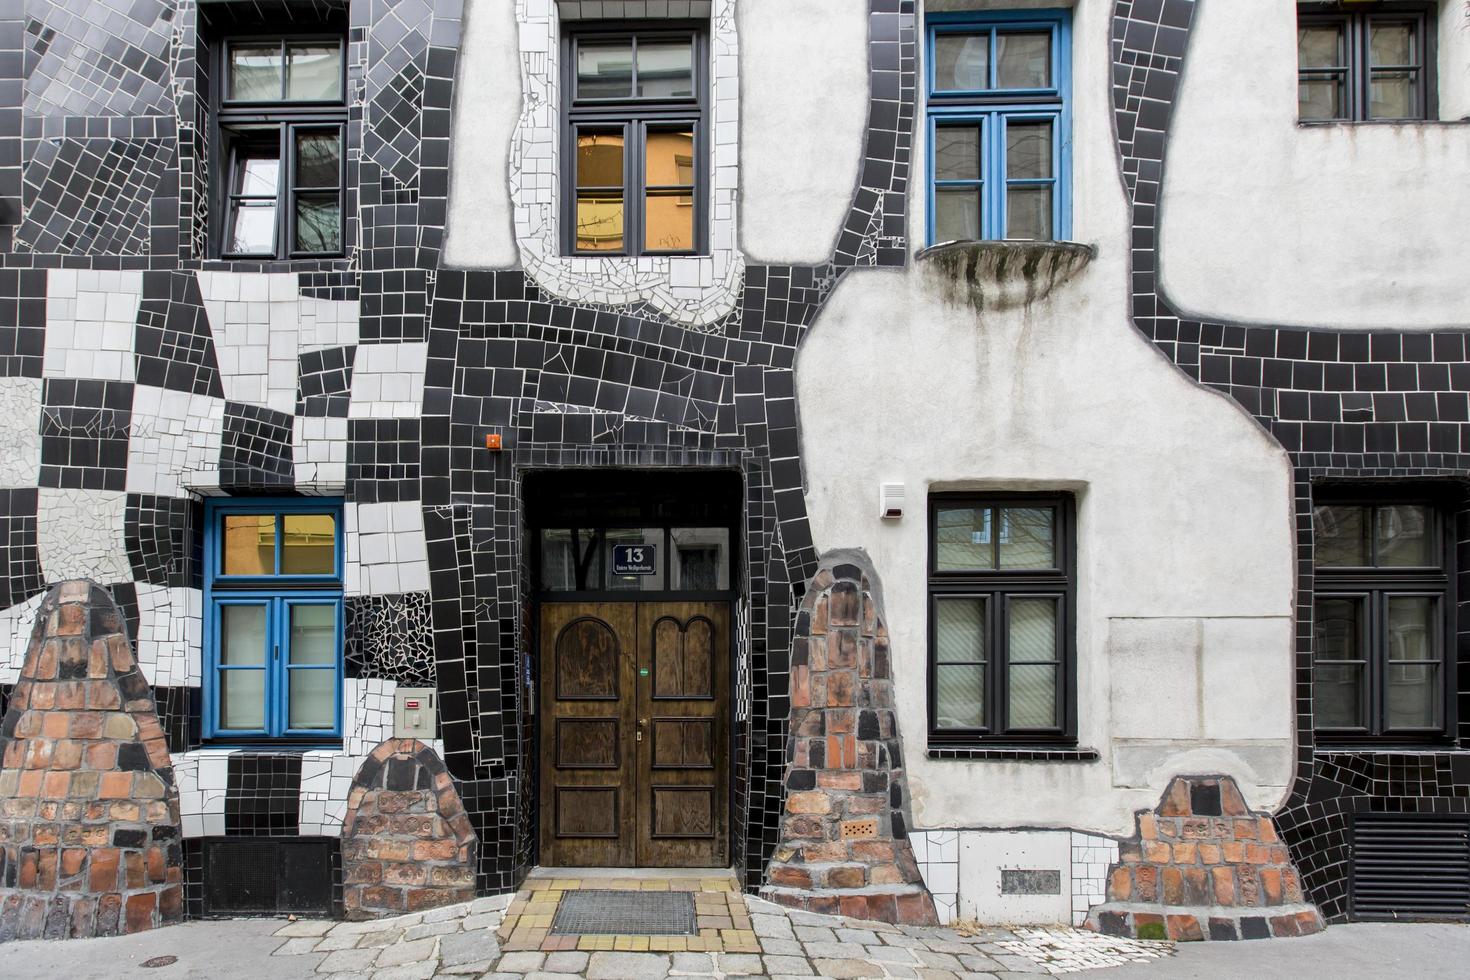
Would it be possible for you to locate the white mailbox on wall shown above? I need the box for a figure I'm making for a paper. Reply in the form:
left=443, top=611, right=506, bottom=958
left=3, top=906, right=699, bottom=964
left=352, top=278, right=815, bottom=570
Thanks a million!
left=394, top=688, right=437, bottom=739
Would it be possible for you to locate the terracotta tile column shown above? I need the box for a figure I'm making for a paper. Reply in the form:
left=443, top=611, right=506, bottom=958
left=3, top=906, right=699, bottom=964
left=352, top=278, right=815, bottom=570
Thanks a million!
left=1086, top=775, right=1325, bottom=941
left=760, top=559, right=938, bottom=925
left=341, top=738, right=478, bottom=919
left=0, top=581, right=184, bottom=940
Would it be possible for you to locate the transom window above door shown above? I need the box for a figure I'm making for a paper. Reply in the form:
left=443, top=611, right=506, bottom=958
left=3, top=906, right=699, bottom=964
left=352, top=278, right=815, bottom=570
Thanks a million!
left=538, top=525, right=731, bottom=593
left=925, top=11, right=1072, bottom=244
left=1311, top=492, right=1455, bottom=742
left=204, top=500, right=344, bottom=743
left=562, top=25, right=708, bottom=256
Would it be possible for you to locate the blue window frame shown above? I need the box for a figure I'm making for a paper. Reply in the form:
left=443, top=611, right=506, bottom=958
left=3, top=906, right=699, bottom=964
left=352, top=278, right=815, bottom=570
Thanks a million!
left=203, top=499, right=344, bottom=742
left=925, top=10, right=1072, bottom=244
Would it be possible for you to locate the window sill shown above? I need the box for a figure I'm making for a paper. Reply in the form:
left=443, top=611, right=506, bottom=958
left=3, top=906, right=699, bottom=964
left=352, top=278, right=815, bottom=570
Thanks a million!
left=1297, top=118, right=1470, bottom=128
left=1314, top=744, right=1465, bottom=755
left=926, top=745, right=1099, bottom=762
left=914, top=239, right=1095, bottom=312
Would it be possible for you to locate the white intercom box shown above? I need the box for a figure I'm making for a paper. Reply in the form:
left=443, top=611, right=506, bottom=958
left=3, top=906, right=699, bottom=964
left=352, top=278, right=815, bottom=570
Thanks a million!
left=394, top=687, right=437, bottom=738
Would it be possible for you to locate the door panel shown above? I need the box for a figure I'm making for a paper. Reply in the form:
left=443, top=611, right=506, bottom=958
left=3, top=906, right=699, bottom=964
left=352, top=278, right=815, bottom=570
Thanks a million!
left=539, top=600, right=728, bottom=867
left=637, top=602, right=729, bottom=867
left=539, top=603, right=637, bottom=866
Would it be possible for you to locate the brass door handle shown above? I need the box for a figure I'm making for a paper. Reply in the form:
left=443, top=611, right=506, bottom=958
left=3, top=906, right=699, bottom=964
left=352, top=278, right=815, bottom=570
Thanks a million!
left=637, top=718, right=647, bottom=741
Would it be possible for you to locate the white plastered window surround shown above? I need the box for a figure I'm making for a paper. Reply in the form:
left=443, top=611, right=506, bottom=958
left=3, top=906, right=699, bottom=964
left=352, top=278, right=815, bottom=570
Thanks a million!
left=508, top=0, right=743, bottom=327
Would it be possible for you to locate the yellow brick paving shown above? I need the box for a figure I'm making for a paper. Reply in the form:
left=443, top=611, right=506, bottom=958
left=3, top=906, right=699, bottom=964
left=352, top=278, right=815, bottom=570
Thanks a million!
left=496, top=874, right=760, bottom=954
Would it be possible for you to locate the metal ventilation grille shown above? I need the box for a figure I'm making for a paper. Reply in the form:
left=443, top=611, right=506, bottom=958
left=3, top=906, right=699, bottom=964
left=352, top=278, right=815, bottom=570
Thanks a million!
left=1352, top=813, right=1470, bottom=920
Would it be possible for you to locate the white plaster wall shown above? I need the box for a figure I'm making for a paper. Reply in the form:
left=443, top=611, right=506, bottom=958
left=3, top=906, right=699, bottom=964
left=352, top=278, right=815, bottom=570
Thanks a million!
left=1160, top=0, right=1470, bottom=329
left=799, top=0, right=1296, bottom=838
left=447, top=0, right=744, bottom=325
left=1440, top=1, right=1470, bottom=121
left=443, top=0, right=521, bottom=269
left=736, top=0, right=869, bottom=264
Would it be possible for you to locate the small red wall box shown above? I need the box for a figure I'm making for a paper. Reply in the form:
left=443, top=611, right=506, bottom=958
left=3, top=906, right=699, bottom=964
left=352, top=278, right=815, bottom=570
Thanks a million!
left=485, top=433, right=502, bottom=450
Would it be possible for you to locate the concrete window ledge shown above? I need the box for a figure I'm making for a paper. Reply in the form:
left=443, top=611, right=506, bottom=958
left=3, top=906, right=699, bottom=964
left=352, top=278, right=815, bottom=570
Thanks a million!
left=926, top=745, right=1101, bottom=762
left=915, top=239, right=1096, bottom=312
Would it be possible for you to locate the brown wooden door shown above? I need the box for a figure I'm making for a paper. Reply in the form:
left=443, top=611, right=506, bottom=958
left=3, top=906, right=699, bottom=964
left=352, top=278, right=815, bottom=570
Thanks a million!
left=539, top=601, right=729, bottom=868
left=636, top=602, right=729, bottom=867
left=539, top=603, right=637, bottom=866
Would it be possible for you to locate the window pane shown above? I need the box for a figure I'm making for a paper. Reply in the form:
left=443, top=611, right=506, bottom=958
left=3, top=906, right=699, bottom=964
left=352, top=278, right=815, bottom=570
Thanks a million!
left=936, top=598, right=985, bottom=663
left=1008, top=597, right=1058, bottom=662
left=1008, top=664, right=1057, bottom=728
left=1386, top=595, right=1436, bottom=662
left=1386, top=663, right=1440, bottom=729
left=230, top=44, right=283, bottom=101
left=1298, top=25, right=1345, bottom=69
left=295, top=131, right=341, bottom=188
left=286, top=42, right=342, bottom=101
left=229, top=200, right=278, bottom=255
left=290, top=604, right=337, bottom=664
left=295, top=194, right=341, bottom=253
left=935, top=33, right=988, bottom=90
left=996, top=31, right=1050, bottom=89
left=935, top=507, right=993, bottom=570
left=289, top=669, right=336, bottom=729
left=281, top=513, right=336, bottom=575
left=1369, top=70, right=1416, bottom=119
left=1369, top=23, right=1415, bottom=66
left=671, top=528, right=730, bottom=591
left=577, top=131, right=624, bottom=187
left=223, top=515, right=275, bottom=575
left=1313, top=662, right=1364, bottom=729
left=1314, top=597, right=1363, bottom=661
left=220, top=669, right=267, bottom=729
left=1313, top=504, right=1369, bottom=566
left=578, top=41, right=634, bottom=98
left=999, top=508, right=1056, bottom=569
left=576, top=192, right=624, bottom=251
left=220, top=604, right=268, bottom=664
left=645, top=193, right=694, bottom=252
left=234, top=151, right=280, bottom=197
left=1006, top=185, right=1052, bottom=240
left=1376, top=505, right=1431, bottom=566
left=934, top=126, right=981, bottom=181
left=605, top=528, right=664, bottom=591
left=541, top=529, right=602, bottom=591
left=637, top=39, right=694, bottom=98
left=933, top=188, right=981, bottom=243
left=935, top=665, right=984, bottom=728
left=1006, top=121, right=1053, bottom=179
left=646, top=130, right=695, bottom=186
left=1299, top=75, right=1345, bottom=120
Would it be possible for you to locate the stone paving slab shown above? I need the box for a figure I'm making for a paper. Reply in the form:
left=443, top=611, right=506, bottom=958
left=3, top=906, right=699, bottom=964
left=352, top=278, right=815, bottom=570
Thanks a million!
left=268, top=883, right=1172, bottom=979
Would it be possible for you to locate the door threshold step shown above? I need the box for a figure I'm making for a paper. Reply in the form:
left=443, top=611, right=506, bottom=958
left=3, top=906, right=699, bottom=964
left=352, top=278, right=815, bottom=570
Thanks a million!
left=527, top=866, right=736, bottom=880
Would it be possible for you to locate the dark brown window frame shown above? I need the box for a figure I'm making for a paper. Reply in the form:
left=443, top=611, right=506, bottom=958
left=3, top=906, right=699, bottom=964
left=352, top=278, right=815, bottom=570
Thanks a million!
left=926, top=492, right=1078, bottom=747
left=211, top=32, right=349, bottom=260
left=1311, top=485, right=1458, bottom=744
left=1297, top=2, right=1439, bottom=123
left=560, top=21, right=710, bottom=257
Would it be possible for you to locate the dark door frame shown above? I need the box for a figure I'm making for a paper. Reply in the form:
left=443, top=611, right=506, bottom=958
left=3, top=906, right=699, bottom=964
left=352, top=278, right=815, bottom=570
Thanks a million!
left=525, top=467, right=744, bottom=870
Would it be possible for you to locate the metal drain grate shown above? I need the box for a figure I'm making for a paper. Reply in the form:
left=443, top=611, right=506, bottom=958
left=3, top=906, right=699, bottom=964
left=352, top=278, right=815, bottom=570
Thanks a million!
left=550, top=889, right=697, bottom=935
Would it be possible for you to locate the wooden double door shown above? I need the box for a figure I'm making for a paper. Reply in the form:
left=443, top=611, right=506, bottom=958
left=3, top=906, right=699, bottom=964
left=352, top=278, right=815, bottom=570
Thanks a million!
left=538, top=601, right=730, bottom=867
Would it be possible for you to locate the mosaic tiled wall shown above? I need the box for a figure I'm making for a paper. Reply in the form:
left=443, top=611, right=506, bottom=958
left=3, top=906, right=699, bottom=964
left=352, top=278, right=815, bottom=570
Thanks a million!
left=0, top=0, right=917, bottom=902
left=1110, top=0, right=1470, bottom=921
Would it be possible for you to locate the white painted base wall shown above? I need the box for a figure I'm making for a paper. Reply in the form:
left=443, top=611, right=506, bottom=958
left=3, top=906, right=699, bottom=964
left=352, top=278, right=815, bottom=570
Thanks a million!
left=911, top=829, right=1119, bottom=926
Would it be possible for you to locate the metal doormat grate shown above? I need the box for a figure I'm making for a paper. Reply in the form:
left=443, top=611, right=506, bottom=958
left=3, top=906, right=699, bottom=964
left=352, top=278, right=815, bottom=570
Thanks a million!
left=551, top=889, right=697, bottom=935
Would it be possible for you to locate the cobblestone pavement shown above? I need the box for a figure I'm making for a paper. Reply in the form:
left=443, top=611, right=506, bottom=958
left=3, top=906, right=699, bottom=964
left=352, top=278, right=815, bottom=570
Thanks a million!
left=268, top=889, right=1173, bottom=979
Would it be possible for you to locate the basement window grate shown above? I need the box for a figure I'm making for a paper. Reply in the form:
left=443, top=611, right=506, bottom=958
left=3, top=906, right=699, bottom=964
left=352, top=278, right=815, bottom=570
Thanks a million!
left=1351, top=813, right=1470, bottom=921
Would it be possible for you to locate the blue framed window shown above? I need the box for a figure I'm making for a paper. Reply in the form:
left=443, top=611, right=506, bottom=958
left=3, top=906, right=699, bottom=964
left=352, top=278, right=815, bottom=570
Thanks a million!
left=925, top=10, right=1072, bottom=243
left=204, top=499, right=344, bottom=742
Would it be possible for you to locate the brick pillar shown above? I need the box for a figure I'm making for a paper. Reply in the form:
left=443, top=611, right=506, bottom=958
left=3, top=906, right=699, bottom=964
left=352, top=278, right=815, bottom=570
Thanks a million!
left=760, top=559, right=937, bottom=926
left=1086, top=775, right=1325, bottom=941
left=341, top=738, right=478, bottom=919
left=0, top=581, right=184, bottom=940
